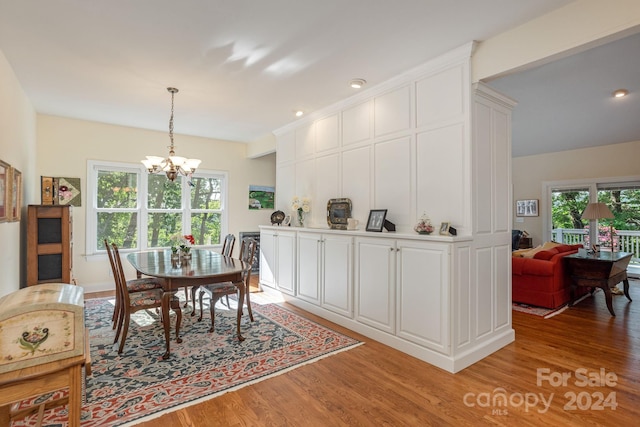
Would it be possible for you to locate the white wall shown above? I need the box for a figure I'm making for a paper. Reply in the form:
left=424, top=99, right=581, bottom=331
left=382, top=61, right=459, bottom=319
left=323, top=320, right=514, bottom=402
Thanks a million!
left=36, top=115, right=275, bottom=293
left=0, top=50, right=36, bottom=298
left=512, top=139, right=640, bottom=246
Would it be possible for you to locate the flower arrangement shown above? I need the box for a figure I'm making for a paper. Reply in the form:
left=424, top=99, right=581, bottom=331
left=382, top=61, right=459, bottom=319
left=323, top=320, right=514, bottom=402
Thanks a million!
left=291, top=196, right=311, bottom=227
left=170, top=234, right=195, bottom=254
left=414, top=214, right=434, bottom=235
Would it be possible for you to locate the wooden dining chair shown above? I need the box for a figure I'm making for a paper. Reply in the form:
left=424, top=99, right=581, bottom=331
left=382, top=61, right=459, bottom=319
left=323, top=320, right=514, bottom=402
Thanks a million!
left=110, top=243, right=182, bottom=354
left=104, top=239, right=164, bottom=329
left=189, top=233, right=237, bottom=313
left=198, top=238, right=257, bottom=337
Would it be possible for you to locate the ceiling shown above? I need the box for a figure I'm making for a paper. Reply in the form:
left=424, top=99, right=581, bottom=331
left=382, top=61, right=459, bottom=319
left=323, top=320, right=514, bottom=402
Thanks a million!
left=2, top=1, right=636, bottom=158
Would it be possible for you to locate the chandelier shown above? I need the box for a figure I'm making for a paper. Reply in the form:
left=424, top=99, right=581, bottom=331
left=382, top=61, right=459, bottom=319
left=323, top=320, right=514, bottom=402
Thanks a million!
left=141, top=87, right=201, bottom=181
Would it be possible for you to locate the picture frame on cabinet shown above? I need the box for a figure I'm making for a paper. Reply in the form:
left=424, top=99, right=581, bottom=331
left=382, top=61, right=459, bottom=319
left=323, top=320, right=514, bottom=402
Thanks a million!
left=366, top=209, right=387, bottom=232
left=10, top=167, right=22, bottom=221
left=439, top=222, right=451, bottom=235
left=0, top=160, right=9, bottom=222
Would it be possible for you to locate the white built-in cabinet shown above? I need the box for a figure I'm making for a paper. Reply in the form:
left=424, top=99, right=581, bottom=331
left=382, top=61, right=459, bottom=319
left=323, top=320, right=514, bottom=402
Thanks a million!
left=267, top=42, right=517, bottom=373
left=297, top=232, right=353, bottom=317
left=259, top=228, right=296, bottom=295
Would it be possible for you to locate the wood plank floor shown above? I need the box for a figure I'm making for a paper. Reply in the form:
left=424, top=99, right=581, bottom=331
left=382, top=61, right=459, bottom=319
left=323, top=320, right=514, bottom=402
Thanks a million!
left=89, top=279, right=640, bottom=426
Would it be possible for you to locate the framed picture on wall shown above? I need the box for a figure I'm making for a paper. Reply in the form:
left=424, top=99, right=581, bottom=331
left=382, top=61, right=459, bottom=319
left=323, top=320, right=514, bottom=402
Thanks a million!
left=0, top=160, right=9, bottom=222
left=516, top=199, right=539, bottom=217
left=10, top=167, right=22, bottom=221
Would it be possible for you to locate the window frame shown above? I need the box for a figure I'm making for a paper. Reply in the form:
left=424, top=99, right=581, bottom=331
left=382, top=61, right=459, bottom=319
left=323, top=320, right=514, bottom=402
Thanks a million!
left=86, top=160, right=228, bottom=257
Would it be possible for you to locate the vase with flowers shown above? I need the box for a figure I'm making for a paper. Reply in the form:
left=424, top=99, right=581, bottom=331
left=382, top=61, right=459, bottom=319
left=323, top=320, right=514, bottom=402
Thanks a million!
left=171, top=233, right=195, bottom=260
left=414, top=213, right=434, bottom=235
left=291, top=196, right=311, bottom=227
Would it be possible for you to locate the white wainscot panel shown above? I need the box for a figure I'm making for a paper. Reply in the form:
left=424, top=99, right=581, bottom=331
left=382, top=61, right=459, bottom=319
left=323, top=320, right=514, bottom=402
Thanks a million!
left=374, top=86, right=411, bottom=137
left=494, top=110, right=510, bottom=232
left=276, top=163, right=295, bottom=212
left=397, top=241, right=449, bottom=353
left=315, top=114, right=340, bottom=153
left=314, top=154, right=340, bottom=226
left=295, top=159, right=316, bottom=217
left=342, top=146, right=371, bottom=224
left=475, top=247, right=493, bottom=337
left=342, top=100, right=371, bottom=146
left=295, top=122, right=315, bottom=160
left=495, top=245, right=510, bottom=329
left=455, top=246, right=471, bottom=347
left=473, top=102, right=493, bottom=234
left=416, top=124, right=465, bottom=228
left=374, top=137, right=411, bottom=227
left=416, top=65, right=464, bottom=128
left=277, top=130, right=295, bottom=164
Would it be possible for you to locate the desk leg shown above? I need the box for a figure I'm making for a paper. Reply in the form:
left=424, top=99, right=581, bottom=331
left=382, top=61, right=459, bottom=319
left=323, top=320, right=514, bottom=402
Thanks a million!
left=0, top=404, right=9, bottom=427
left=236, top=285, right=245, bottom=342
left=68, top=364, right=82, bottom=427
left=162, top=291, right=172, bottom=359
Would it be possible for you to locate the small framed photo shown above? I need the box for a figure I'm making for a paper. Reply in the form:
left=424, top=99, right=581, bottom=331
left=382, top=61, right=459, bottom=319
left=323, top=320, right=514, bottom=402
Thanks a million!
left=366, top=209, right=387, bottom=232
left=516, top=199, right=539, bottom=217
left=439, top=222, right=450, bottom=235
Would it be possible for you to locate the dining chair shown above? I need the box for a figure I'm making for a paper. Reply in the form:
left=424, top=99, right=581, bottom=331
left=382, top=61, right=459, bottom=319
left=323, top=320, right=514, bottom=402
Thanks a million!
left=104, top=239, right=164, bottom=329
left=110, top=243, right=182, bottom=354
left=189, top=233, right=236, bottom=313
left=198, top=238, right=257, bottom=337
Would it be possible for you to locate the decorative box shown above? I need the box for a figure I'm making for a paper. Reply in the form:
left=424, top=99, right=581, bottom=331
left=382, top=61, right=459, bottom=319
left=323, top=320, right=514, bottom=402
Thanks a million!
left=0, top=283, right=84, bottom=374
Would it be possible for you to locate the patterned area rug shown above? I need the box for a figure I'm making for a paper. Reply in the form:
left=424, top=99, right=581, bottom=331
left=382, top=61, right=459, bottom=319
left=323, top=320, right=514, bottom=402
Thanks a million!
left=12, top=297, right=361, bottom=426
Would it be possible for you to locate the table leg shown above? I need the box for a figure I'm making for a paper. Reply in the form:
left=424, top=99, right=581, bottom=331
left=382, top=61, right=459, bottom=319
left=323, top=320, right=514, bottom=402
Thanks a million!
left=623, top=278, right=633, bottom=302
left=162, top=291, right=172, bottom=359
left=0, top=404, right=10, bottom=427
left=603, top=286, right=616, bottom=316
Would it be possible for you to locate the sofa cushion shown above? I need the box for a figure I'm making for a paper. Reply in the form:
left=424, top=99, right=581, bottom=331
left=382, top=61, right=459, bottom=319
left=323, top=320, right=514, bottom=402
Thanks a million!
left=554, top=244, right=574, bottom=254
left=533, top=248, right=559, bottom=260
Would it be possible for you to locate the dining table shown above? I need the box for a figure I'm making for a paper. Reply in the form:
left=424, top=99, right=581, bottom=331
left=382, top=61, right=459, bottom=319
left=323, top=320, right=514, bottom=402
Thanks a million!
left=127, top=248, right=247, bottom=359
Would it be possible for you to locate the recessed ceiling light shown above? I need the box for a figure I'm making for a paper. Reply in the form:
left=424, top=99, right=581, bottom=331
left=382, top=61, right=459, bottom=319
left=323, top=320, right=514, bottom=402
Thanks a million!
left=295, top=110, right=304, bottom=117
left=349, top=78, right=366, bottom=89
left=613, top=89, right=629, bottom=98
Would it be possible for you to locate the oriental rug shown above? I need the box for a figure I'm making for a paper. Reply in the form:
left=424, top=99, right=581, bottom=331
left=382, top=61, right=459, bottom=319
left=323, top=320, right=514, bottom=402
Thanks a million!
left=12, top=297, right=361, bottom=427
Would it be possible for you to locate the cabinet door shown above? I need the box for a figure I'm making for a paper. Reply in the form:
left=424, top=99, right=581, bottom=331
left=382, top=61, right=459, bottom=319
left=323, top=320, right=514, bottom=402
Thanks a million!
left=259, top=230, right=276, bottom=288
left=322, top=234, right=353, bottom=317
left=276, top=231, right=296, bottom=295
left=396, top=240, right=450, bottom=354
left=297, top=232, right=321, bottom=304
left=355, top=237, right=395, bottom=333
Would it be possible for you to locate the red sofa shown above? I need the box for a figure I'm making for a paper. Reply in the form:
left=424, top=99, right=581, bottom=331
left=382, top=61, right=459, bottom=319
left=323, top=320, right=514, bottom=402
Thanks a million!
left=512, top=243, right=585, bottom=309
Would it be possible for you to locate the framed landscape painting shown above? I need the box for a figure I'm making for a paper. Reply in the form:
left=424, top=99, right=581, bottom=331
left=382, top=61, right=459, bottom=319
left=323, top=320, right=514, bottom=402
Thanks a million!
left=10, top=167, right=22, bottom=221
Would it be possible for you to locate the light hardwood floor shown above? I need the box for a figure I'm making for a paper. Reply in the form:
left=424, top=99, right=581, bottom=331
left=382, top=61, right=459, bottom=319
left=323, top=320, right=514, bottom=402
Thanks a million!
left=89, top=279, right=640, bottom=426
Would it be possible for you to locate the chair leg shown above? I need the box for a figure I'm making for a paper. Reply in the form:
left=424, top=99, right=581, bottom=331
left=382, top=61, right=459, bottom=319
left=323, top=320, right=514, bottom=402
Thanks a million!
left=113, top=304, right=125, bottom=344
left=118, top=315, right=130, bottom=354
left=208, top=295, right=217, bottom=333
left=183, top=286, right=190, bottom=308
left=244, top=283, right=254, bottom=322
left=173, top=306, right=182, bottom=343
left=198, top=290, right=205, bottom=322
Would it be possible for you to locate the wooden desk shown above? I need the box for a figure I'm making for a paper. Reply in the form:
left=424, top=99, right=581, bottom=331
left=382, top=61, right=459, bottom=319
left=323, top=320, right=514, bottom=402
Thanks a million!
left=127, top=249, right=247, bottom=359
left=564, top=251, right=633, bottom=316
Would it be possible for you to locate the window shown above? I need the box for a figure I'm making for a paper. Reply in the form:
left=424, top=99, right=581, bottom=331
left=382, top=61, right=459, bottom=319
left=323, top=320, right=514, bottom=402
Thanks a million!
left=87, top=161, right=227, bottom=255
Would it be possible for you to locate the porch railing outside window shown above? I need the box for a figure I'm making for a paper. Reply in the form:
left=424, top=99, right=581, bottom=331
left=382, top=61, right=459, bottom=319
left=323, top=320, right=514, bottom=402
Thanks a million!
left=552, top=228, right=640, bottom=266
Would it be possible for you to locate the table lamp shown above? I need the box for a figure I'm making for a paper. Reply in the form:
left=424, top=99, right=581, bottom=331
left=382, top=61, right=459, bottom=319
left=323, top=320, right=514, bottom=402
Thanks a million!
left=581, top=202, right=615, bottom=252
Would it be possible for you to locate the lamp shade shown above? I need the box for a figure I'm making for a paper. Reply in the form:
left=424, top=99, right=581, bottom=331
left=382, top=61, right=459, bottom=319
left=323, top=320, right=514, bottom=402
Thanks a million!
left=581, top=203, right=614, bottom=220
